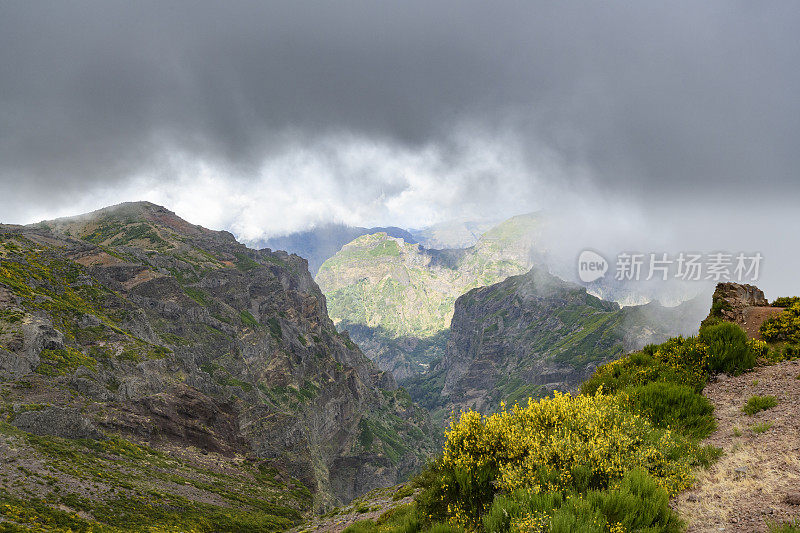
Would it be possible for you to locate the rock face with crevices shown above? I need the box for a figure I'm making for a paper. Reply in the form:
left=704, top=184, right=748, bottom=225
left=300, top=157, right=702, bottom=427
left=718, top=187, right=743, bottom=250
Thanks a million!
left=0, top=202, right=435, bottom=513
left=405, top=266, right=709, bottom=423
left=12, top=406, right=105, bottom=440
left=703, top=282, right=783, bottom=338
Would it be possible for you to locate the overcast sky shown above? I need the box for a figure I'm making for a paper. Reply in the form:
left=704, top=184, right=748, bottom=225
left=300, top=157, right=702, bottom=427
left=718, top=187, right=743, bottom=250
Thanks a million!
left=1, top=1, right=798, bottom=295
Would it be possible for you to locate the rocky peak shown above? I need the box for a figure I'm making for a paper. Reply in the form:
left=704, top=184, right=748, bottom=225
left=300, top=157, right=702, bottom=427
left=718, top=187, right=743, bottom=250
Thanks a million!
left=2, top=205, right=436, bottom=513
left=38, top=201, right=237, bottom=248
left=704, top=282, right=782, bottom=339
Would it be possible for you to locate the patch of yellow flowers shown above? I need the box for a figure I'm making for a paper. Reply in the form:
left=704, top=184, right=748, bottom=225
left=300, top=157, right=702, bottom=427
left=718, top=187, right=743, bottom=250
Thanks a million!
left=441, top=391, right=696, bottom=527
left=760, top=302, right=800, bottom=343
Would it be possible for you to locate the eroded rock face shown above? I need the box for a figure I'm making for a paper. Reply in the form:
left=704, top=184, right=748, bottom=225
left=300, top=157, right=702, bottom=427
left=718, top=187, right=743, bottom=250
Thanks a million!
left=710, top=282, right=769, bottom=323
left=13, top=407, right=105, bottom=440
left=703, top=282, right=783, bottom=339
left=409, top=266, right=708, bottom=421
left=0, top=202, right=436, bottom=510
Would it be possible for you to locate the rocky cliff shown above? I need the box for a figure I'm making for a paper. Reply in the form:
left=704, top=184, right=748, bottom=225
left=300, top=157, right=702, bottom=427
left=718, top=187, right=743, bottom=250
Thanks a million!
left=0, top=202, right=435, bottom=526
left=405, top=266, right=709, bottom=423
left=702, top=282, right=783, bottom=339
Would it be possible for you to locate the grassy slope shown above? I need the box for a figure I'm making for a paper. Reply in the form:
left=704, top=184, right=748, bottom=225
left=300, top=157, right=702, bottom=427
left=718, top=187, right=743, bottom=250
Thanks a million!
left=0, top=421, right=309, bottom=532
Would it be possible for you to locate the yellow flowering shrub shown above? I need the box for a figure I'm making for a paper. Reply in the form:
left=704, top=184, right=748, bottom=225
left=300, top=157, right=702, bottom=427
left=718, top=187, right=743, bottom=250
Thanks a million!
left=760, top=302, right=800, bottom=344
left=411, top=324, right=763, bottom=531
left=747, top=338, right=769, bottom=359
left=423, top=392, right=696, bottom=528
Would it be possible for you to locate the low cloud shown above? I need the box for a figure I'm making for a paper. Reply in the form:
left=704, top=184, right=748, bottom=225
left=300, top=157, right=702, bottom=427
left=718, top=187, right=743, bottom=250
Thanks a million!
left=1, top=2, right=798, bottom=297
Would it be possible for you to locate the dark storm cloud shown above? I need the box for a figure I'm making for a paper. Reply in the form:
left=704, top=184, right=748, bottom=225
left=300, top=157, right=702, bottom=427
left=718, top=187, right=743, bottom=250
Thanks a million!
left=1, top=0, right=799, bottom=209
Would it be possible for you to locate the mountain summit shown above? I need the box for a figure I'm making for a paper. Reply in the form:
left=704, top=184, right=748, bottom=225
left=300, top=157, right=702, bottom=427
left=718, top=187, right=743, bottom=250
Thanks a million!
left=0, top=202, right=436, bottom=529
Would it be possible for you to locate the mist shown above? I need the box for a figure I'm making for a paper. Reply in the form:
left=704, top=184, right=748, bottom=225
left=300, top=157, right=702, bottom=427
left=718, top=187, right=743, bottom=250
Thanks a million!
left=1, top=1, right=798, bottom=299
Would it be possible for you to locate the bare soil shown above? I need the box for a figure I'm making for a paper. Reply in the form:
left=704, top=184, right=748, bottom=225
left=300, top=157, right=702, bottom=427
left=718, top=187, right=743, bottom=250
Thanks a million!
left=741, top=306, right=784, bottom=340
left=674, top=359, right=800, bottom=532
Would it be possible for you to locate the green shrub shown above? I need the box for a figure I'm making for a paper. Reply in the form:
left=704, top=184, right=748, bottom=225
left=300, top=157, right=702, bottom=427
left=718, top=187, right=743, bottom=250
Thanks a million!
left=582, top=337, right=709, bottom=396
left=393, top=484, right=415, bottom=501
left=375, top=504, right=420, bottom=532
left=483, top=469, right=682, bottom=533
left=343, top=519, right=378, bottom=533
left=233, top=252, right=261, bottom=271
left=628, top=381, right=716, bottom=439
left=35, top=347, right=97, bottom=376
left=412, top=459, right=450, bottom=526
left=341, top=504, right=451, bottom=533
left=484, top=490, right=563, bottom=532
left=769, top=519, right=800, bottom=533
left=699, top=322, right=755, bottom=376
left=426, top=525, right=464, bottom=533
left=742, top=395, right=778, bottom=415
left=240, top=310, right=260, bottom=328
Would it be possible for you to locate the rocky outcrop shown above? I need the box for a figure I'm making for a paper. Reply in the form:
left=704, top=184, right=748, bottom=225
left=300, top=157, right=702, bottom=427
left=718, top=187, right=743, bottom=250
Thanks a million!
left=709, top=282, right=769, bottom=322
left=0, top=202, right=436, bottom=511
left=704, top=282, right=782, bottom=338
left=12, top=406, right=105, bottom=440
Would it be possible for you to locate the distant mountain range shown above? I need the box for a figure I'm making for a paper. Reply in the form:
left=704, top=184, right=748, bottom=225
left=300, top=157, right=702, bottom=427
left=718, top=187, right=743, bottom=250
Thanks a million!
left=409, top=218, right=501, bottom=250
left=315, top=214, right=542, bottom=379
left=252, top=223, right=416, bottom=275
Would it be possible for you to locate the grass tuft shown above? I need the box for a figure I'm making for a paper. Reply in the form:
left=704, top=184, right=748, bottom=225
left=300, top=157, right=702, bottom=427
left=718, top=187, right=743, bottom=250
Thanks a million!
left=742, top=395, right=778, bottom=415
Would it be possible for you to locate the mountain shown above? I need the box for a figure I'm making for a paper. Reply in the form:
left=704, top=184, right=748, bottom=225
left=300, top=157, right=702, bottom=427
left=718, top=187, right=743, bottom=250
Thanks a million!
left=404, top=265, right=709, bottom=423
left=409, top=218, right=500, bottom=250
left=315, top=213, right=542, bottom=380
left=253, top=223, right=416, bottom=275
left=0, top=202, right=436, bottom=529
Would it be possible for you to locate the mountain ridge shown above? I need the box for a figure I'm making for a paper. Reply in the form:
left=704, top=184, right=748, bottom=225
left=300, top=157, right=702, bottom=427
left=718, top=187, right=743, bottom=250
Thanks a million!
left=253, top=222, right=416, bottom=276
left=315, top=214, right=542, bottom=380
left=405, top=264, right=709, bottom=423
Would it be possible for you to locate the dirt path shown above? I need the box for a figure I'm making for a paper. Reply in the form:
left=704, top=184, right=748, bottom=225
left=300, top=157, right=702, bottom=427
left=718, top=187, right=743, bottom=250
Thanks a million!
left=741, top=306, right=784, bottom=340
left=292, top=486, right=415, bottom=533
left=674, top=359, right=800, bottom=532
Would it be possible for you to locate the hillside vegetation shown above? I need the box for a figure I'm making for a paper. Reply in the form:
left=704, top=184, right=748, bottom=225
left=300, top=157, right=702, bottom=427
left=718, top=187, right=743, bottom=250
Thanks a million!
left=255, top=223, right=417, bottom=276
